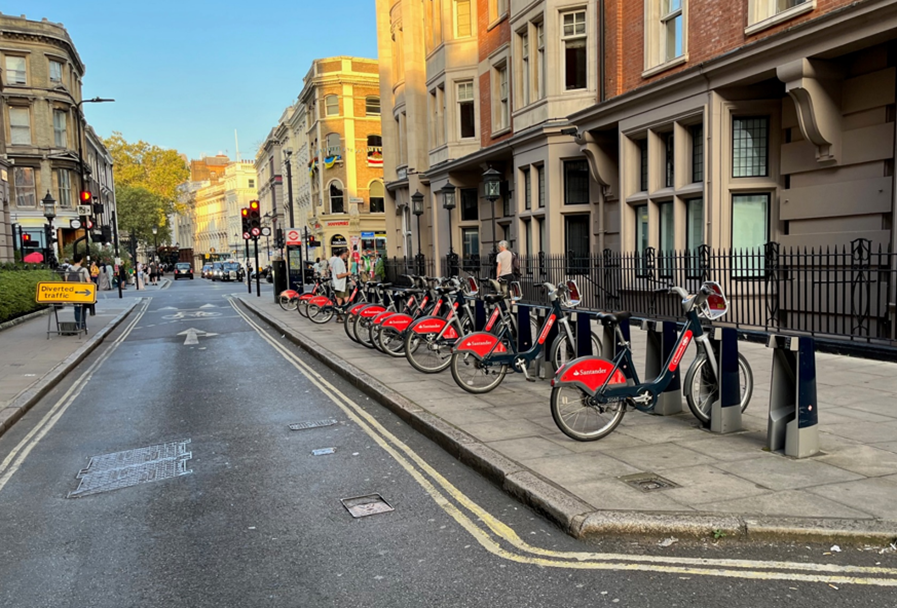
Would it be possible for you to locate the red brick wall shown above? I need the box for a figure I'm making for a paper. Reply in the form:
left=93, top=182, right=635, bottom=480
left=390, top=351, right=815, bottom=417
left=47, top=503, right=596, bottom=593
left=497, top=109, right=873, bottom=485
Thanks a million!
left=612, top=0, right=862, bottom=97
left=477, top=1, right=513, bottom=147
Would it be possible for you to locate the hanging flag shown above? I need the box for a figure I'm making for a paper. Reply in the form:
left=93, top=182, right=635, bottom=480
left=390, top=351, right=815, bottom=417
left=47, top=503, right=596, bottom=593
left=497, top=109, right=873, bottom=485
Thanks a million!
left=324, top=155, right=341, bottom=169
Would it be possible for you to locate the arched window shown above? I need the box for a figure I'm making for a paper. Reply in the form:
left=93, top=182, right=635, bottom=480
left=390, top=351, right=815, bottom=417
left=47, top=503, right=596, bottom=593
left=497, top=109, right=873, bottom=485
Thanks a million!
left=369, top=181, right=385, bottom=214
left=325, top=95, right=339, bottom=116
left=367, top=135, right=382, bottom=147
left=367, top=135, right=383, bottom=167
left=329, top=180, right=344, bottom=214
left=325, top=133, right=341, bottom=156
left=366, top=96, right=381, bottom=116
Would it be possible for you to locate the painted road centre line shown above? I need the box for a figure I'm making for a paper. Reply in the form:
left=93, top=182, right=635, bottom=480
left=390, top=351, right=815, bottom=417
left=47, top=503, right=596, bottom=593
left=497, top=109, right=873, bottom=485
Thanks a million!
left=228, top=298, right=897, bottom=588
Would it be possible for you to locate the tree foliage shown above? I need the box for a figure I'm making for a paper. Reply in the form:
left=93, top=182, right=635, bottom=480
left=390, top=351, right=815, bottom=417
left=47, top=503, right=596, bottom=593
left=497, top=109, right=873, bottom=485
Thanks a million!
left=103, top=132, right=189, bottom=209
left=115, top=184, right=172, bottom=246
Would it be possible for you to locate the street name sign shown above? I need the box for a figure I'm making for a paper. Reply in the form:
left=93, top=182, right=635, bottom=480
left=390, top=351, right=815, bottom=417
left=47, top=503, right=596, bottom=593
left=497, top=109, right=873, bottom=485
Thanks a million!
left=35, top=282, right=97, bottom=304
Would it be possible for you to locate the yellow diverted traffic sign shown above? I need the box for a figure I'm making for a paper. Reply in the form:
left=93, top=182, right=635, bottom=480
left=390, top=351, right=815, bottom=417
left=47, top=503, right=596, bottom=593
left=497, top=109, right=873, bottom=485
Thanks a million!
left=35, top=282, right=97, bottom=304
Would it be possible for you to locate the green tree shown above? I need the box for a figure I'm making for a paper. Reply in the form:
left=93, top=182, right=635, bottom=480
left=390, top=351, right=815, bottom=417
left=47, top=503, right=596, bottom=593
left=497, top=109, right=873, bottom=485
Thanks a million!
left=115, top=184, right=172, bottom=248
left=103, top=132, right=189, bottom=210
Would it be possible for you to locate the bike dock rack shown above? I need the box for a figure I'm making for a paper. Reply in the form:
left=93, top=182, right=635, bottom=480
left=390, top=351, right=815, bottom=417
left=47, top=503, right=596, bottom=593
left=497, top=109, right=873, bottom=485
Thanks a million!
left=642, top=320, right=681, bottom=416
left=709, top=327, right=743, bottom=434
left=766, top=334, right=819, bottom=458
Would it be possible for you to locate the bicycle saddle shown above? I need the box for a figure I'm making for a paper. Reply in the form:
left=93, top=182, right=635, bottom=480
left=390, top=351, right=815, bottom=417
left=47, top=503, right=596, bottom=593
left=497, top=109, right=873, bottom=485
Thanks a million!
left=596, top=311, right=633, bottom=326
left=483, top=293, right=505, bottom=305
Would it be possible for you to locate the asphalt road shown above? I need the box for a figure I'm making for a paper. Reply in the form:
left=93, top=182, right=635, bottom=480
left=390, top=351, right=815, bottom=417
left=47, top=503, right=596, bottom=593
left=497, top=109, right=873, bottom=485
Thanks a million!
left=0, top=277, right=894, bottom=607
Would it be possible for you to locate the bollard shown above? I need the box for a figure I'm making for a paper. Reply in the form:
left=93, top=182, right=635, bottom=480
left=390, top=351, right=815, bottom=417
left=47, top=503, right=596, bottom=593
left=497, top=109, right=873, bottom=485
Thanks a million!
left=575, top=312, right=594, bottom=357
left=643, top=320, right=682, bottom=416
left=767, top=335, right=819, bottom=458
left=710, top=327, right=743, bottom=433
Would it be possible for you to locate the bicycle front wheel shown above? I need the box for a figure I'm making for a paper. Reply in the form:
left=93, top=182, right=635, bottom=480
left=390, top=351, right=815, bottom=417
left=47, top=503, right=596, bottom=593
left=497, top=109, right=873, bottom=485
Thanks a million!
left=279, top=294, right=298, bottom=311
left=683, top=352, right=754, bottom=427
left=378, top=326, right=406, bottom=357
left=550, top=385, right=626, bottom=441
left=344, top=312, right=360, bottom=342
left=297, top=299, right=311, bottom=319
left=308, top=303, right=334, bottom=324
left=450, top=352, right=507, bottom=394
left=405, top=331, right=453, bottom=373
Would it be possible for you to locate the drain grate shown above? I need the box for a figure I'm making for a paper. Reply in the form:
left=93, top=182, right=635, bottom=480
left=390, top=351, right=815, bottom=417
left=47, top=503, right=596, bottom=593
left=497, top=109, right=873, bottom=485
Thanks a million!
left=68, top=440, right=192, bottom=498
left=341, top=494, right=394, bottom=518
left=289, top=419, right=337, bottom=431
left=618, top=472, right=679, bottom=493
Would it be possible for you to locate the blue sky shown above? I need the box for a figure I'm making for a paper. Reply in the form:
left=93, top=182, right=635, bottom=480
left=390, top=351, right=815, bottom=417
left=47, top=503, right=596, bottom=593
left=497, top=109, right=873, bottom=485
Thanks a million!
left=19, top=0, right=379, bottom=160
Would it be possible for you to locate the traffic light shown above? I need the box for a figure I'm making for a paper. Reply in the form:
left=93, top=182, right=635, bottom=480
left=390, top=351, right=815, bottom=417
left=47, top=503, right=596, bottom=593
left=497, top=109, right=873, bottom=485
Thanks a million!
left=102, top=226, right=113, bottom=243
left=80, top=190, right=91, bottom=204
left=21, top=233, right=32, bottom=249
left=240, top=207, right=250, bottom=239
left=307, top=236, right=319, bottom=248
left=248, top=200, right=261, bottom=238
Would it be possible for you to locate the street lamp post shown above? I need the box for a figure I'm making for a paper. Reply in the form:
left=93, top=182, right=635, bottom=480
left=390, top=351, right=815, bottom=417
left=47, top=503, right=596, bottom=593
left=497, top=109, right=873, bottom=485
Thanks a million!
left=151, top=226, right=158, bottom=266
left=440, top=182, right=457, bottom=276
left=41, top=191, right=57, bottom=269
left=284, top=149, right=295, bottom=228
left=73, top=97, right=114, bottom=250
left=482, top=168, right=502, bottom=275
left=411, top=190, right=425, bottom=276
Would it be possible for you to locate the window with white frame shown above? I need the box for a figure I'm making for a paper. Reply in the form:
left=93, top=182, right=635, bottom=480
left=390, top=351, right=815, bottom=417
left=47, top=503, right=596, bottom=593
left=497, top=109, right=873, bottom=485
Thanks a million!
left=5, top=56, right=26, bottom=85
left=325, top=95, right=339, bottom=117
left=9, top=107, right=31, bottom=145
left=661, top=0, right=684, bottom=63
left=366, top=96, right=380, bottom=116
left=325, top=133, right=341, bottom=156
left=369, top=181, right=385, bottom=213
left=561, top=10, right=587, bottom=90
left=493, top=63, right=509, bottom=131
left=14, top=167, right=36, bottom=207
left=53, top=110, right=67, bottom=148
left=454, top=0, right=472, bottom=38
left=56, top=169, right=73, bottom=208
left=645, top=0, right=686, bottom=72
left=748, top=0, right=812, bottom=29
left=457, top=80, right=475, bottom=139
left=488, top=0, right=508, bottom=23
left=49, top=59, right=63, bottom=83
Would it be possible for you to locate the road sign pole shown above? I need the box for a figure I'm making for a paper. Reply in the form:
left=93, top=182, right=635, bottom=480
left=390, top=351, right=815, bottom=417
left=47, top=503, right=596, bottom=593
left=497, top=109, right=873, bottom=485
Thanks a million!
left=254, top=237, right=260, bottom=297
left=245, top=238, right=251, bottom=294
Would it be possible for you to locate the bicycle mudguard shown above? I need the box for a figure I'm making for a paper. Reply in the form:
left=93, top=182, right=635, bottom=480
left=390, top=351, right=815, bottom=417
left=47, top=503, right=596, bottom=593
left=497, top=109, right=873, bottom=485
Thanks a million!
left=381, top=313, right=413, bottom=332
left=298, top=293, right=316, bottom=301
left=453, top=331, right=508, bottom=360
left=552, top=356, right=627, bottom=393
left=358, top=305, right=386, bottom=318
left=349, top=303, right=369, bottom=316
left=279, top=289, right=300, bottom=300
left=410, top=316, right=459, bottom=339
left=372, top=311, right=394, bottom=325
left=309, top=295, right=333, bottom=307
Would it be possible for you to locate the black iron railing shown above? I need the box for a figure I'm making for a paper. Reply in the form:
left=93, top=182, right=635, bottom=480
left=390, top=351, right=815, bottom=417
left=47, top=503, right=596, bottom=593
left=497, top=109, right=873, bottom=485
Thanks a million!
left=382, top=241, right=897, bottom=347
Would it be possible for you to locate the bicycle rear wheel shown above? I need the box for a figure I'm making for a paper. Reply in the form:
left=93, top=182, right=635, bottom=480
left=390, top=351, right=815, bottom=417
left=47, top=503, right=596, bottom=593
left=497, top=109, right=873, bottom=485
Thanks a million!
left=297, top=299, right=311, bottom=319
left=450, top=352, right=507, bottom=394
left=405, top=331, right=453, bottom=373
left=550, top=385, right=626, bottom=441
left=345, top=312, right=360, bottom=342
left=278, top=294, right=298, bottom=311
left=549, top=332, right=603, bottom=370
left=683, top=352, right=753, bottom=427
left=378, top=326, right=406, bottom=357
left=308, top=303, right=334, bottom=324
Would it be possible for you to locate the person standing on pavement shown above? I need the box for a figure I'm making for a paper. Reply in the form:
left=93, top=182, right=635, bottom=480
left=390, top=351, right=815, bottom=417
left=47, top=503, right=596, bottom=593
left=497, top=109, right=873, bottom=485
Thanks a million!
left=495, top=240, right=514, bottom=295
left=68, top=255, right=91, bottom=331
left=330, top=248, right=351, bottom=321
left=89, top=261, right=100, bottom=286
left=98, top=263, right=111, bottom=291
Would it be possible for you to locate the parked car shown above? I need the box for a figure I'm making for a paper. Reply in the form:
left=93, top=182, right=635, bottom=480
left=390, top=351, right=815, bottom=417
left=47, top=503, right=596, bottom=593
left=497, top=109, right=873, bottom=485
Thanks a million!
left=174, top=262, right=194, bottom=280
left=201, top=264, right=213, bottom=279
left=221, top=262, right=245, bottom=282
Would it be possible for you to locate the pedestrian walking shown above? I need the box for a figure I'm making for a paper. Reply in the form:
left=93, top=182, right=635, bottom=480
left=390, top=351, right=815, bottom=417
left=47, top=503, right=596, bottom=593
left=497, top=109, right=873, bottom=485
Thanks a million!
left=89, top=261, right=100, bottom=286
left=330, top=248, right=351, bottom=321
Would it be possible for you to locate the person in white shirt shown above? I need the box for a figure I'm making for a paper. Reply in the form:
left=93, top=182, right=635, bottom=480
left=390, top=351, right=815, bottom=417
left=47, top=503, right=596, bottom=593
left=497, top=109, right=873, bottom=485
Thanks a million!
left=495, top=240, right=514, bottom=296
left=329, top=249, right=351, bottom=320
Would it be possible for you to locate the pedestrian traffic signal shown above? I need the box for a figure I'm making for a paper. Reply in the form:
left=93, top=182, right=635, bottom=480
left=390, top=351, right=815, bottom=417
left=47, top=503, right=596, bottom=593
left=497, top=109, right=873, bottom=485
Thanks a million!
left=248, top=200, right=261, bottom=237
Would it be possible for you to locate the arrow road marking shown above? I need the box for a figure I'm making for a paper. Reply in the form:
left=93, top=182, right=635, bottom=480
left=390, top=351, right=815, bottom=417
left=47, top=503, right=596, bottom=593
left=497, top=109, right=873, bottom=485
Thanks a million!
left=177, top=327, right=218, bottom=345
left=200, top=304, right=218, bottom=309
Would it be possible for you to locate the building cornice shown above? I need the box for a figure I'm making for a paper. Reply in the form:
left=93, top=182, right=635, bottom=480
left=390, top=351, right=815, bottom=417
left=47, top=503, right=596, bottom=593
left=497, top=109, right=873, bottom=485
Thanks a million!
left=0, top=24, right=85, bottom=75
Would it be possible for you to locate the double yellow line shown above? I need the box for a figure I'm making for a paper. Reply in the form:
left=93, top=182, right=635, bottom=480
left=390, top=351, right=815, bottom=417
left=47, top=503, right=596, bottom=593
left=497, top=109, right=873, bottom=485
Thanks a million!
left=230, top=297, right=897, bottom=587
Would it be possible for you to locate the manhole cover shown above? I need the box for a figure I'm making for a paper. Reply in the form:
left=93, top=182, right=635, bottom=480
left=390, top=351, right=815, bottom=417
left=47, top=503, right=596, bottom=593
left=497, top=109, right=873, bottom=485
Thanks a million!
left=68, top=440, right=192, bottom=498
left=289, top=419, right=337, bottom=431
left=618, top=472, right=679, bottom=493
left=341, top=494, right=394, bottom=518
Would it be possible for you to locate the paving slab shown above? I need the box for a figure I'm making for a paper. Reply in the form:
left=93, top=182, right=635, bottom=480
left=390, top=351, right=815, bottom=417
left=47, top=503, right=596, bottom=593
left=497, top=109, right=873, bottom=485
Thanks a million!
left=239, top=295, right=897, bottom=542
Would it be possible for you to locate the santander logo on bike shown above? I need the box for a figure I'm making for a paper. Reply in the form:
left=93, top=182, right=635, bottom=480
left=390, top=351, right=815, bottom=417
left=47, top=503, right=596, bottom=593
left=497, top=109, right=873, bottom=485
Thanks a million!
left=538, top=315, right=557, bottom=344
left=669, top=330, right=693, bottom=372
left=573, top=368, right=609, bottom=376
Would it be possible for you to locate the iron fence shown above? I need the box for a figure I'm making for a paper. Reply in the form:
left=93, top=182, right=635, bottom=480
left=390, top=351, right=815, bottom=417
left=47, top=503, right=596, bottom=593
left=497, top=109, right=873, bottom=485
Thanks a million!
left=381, top=241, right=897, bottom=347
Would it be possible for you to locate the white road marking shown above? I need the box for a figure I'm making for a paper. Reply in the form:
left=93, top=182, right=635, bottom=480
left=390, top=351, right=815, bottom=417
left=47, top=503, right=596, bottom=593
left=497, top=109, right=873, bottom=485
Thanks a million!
left=178, top=327, right=218, bottom=345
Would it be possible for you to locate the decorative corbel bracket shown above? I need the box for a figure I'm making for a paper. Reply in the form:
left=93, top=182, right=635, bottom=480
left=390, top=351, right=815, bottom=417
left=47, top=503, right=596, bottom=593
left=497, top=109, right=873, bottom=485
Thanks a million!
left=777, top=58, right=842, bottom=164
left=574, top=130, right=618, bottom=201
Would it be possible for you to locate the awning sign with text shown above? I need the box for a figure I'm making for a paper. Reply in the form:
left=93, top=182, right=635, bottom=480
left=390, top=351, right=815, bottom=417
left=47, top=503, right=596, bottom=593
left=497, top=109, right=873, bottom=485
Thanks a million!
left=35, top=282, right=97, bottom=304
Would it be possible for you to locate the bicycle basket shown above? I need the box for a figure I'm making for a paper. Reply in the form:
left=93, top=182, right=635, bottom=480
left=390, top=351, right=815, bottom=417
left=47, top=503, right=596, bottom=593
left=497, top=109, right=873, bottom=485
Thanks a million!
left=700, top=281, right=729, bottom=320
left=508, top=281, right=522, bottom=302
left=561, top=280, right=582, bottom=308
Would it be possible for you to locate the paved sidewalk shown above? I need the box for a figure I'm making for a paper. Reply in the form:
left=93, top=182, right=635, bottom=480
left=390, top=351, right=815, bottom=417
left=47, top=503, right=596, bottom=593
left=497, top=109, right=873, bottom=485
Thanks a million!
left=0, top=294, right=138, bottom=436
left=240, top=295, right=897, bottom=542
